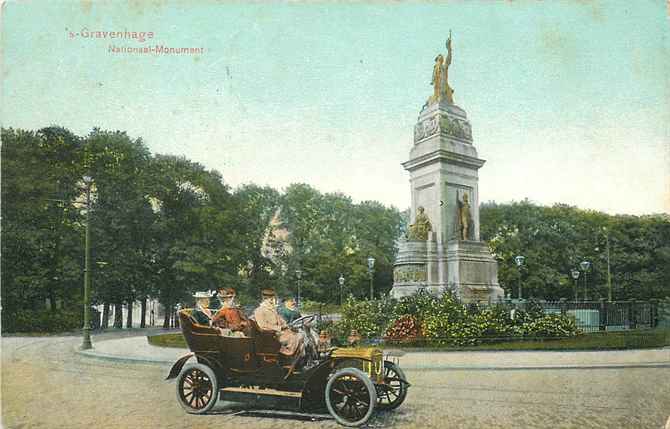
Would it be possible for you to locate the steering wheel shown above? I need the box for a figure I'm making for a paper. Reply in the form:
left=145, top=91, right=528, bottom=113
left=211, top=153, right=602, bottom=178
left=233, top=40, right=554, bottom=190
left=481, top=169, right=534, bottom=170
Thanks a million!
left=289, top=313, right=317, bottom=329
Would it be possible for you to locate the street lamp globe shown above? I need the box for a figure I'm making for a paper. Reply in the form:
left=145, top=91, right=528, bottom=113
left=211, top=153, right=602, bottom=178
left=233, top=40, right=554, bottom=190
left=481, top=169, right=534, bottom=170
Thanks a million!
left=570, top=269, right=580, bottom=280
left=367, top=257, right=375, bottom=270
left=295, top=269, right=302, bottom=280
left=338, top=274, right=345, bottom=286
left=579, top=260, right=591, bottom=272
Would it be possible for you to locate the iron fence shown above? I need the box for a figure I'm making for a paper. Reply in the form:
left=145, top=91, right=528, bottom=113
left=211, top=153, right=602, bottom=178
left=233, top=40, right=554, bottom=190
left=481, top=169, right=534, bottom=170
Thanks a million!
left=495, top=299, right=660, bottom=333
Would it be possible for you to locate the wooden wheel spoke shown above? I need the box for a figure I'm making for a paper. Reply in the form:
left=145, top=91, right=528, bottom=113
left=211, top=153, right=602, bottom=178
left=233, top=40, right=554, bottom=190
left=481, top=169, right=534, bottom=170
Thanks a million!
left=344, top=402, right=356, bottom=418
left=353, top=397, right=370, bottom=407
left=344, top=379, right=360, bottom=392
left=352, top=402, right=365, bottom=419
left=332, top=388, right=347, bottom=397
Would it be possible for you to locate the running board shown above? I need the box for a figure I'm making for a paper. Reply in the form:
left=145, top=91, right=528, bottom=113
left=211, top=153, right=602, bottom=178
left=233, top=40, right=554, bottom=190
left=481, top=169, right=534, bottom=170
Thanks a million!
left=220, top=387, right=302, bottom=411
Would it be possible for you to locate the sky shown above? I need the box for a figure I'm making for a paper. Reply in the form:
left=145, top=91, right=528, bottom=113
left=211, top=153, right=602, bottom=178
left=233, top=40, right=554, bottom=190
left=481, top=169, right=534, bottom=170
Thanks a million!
left=2, top=1, right=669, bottom=215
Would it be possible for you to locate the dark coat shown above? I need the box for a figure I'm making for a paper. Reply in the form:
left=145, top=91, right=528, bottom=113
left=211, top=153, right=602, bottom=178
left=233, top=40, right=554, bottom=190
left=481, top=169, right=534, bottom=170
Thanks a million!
left=279, top=306, right=301, bottom=324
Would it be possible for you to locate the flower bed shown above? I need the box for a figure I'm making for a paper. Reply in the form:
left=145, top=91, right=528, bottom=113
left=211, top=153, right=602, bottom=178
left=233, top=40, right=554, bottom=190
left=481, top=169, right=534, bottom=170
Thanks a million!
left=328, top=292, right=582, bottom=347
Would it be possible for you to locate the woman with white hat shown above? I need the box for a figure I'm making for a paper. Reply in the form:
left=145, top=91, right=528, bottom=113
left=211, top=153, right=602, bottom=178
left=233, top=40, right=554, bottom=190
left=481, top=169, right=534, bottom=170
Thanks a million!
left=191, top=291, right=213, bottom=326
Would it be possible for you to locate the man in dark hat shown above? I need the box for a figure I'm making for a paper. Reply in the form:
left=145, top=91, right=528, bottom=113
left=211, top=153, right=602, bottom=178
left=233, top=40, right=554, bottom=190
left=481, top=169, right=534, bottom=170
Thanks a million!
left=279, top=297, right=302, bottom=324
left=254, top=288, right=303, bottom=356
left=211, top=287, right=251, bottom=337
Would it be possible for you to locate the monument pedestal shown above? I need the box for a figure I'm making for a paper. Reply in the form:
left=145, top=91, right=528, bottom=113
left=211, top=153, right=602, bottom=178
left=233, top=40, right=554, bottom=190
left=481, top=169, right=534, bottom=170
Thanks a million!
left=392, top=234, right=445, bottom=298
left=391, top=236, right=503, bottom=303
left=446, top=240, right=504, bottom=303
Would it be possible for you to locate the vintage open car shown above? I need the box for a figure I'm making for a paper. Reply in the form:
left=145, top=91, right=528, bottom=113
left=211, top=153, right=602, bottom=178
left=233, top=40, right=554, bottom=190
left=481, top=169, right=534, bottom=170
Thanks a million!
left=166, top=308, right=410, bottom=427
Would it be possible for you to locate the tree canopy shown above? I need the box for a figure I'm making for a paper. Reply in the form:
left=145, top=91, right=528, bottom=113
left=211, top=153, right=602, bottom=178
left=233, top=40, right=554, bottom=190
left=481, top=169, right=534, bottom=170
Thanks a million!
left=1, top=127, right=403, bottom=331
left=481, top=200, right=670, bottom=301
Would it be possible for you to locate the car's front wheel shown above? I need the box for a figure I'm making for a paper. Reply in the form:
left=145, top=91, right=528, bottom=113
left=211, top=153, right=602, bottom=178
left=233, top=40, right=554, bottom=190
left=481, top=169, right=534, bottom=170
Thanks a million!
left=325, top=367, right=377, bottom=427
left=376, top=360, right=408, bottom=410
left=176, top=363, right=218, bottom=414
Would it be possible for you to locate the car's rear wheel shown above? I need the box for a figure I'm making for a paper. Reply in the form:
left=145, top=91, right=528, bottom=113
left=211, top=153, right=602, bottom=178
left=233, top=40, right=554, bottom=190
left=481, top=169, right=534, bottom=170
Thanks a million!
left=325, top=367, right=377, bottom=427
left=376, top=361, right=408, bottom=410
left=176, top=363, right=218, bottom=414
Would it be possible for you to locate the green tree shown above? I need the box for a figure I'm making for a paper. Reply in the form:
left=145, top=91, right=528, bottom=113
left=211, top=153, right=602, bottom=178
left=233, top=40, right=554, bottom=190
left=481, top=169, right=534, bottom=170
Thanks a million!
left=1, top=127, right=83, bottom=320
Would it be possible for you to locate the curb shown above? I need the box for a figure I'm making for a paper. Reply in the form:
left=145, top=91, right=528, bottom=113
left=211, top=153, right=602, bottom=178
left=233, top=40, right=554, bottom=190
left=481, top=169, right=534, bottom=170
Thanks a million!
left=407, top=362, right=670, bottom=371
left=77, top=347, right=670, bottom=371
left=78, top=348, right=176, bottom=365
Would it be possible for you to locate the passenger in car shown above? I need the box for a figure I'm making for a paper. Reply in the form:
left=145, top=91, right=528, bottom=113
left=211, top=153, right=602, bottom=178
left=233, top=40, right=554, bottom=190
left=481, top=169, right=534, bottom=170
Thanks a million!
left=253, top=288, right=303, bottom=356
left=191, top=291, right=213, bottom=326
left=211, top=287, right=251, bottom=337
left=279, top=297, right=302, bottom=324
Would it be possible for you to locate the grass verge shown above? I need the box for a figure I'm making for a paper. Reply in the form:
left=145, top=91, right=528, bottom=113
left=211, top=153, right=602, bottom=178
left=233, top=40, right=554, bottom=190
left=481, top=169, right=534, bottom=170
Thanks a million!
left=148, top=333, right=187, bottom=348
left=386, top=328, right=670, bottom=351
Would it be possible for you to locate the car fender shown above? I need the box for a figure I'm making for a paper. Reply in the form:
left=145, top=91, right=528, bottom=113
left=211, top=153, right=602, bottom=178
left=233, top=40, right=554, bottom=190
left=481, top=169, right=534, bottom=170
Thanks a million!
left=165, top=352, right=195, bottom=380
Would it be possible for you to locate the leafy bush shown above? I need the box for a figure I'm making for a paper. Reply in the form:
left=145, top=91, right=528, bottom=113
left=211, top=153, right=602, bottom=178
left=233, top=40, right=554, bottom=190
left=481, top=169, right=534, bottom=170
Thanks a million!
left=2, top=309, right=83, bottom=333
left=515, top=314, right=579, bottom=337
left=333, top=290, right=581, bottom=347
left=333, top=296, right=396, bottom=341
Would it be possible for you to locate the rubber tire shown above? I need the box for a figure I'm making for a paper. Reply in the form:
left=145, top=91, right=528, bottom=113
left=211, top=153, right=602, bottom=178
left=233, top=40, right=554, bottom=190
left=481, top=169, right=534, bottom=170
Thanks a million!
left=176, top=363, right=219, bottom=414
left=325, top=367, right=377, bottom=427
left=376, top=361, right=408, bottom=410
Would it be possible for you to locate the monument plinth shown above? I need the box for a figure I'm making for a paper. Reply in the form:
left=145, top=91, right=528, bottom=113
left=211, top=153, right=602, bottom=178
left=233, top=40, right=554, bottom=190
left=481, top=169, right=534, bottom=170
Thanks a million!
left=391, top=35, right=504, bottom=303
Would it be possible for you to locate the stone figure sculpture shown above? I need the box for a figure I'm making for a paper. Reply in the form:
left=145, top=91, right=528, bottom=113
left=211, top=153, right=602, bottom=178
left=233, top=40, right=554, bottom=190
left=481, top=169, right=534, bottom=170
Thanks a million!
left=407, top=206, right=432, bottom=241
left=428, top=31, right=454, bottom=105
left=430, top=54, right=444, bottom=104
left=458, top=192, right=472, bottom=240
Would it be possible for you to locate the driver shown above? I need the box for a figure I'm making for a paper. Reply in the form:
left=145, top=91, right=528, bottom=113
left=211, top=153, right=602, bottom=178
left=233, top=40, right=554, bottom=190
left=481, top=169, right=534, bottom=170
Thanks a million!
left=253, top=288, right=303, bottom=357
left=279, top=297, right=301, bottom=324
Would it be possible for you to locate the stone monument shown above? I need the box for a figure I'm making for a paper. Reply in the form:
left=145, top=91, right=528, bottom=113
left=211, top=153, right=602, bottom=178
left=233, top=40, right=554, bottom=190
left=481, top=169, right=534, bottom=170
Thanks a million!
left=391, top=33, right=504, bottom=303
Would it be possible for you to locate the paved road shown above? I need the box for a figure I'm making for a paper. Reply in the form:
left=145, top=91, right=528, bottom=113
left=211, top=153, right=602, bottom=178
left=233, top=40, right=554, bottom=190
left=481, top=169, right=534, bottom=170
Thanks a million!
left=2, top=333, right=670, bottom=429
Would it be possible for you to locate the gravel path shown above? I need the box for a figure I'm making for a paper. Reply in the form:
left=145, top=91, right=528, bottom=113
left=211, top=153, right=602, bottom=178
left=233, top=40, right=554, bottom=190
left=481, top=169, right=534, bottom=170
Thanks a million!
left=2, top=333, right=669, bottom=428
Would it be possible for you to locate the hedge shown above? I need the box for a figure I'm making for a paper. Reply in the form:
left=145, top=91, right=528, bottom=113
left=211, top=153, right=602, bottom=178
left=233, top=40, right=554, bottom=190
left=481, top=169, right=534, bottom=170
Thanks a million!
left=2, top=309, right=83, bottom=333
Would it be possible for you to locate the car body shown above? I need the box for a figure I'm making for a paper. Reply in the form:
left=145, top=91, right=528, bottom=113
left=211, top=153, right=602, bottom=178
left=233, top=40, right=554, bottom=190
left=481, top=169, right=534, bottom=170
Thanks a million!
left=166, top=309, right=409, bottom=427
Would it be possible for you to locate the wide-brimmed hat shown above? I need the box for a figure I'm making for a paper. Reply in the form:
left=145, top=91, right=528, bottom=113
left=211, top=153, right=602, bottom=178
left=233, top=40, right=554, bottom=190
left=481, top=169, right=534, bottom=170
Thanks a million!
left=261, top=288, right=276, bottom=298
left=193, top=291, right=211, bottom=299
left=218, top=287, right=236, bottom=299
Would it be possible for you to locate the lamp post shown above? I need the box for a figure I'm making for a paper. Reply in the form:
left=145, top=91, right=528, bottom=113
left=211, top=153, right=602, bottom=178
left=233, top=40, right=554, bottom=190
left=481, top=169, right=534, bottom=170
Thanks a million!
left=295, top=269, right=302, bottom=308
left=580, top=260, right=591, bottom=301
left=514, top=255, right=525, bottom=300
left=81, top=175, right=94, bottom=350
left=367, top=257, right=375, bottom=300
left=570, top=269, right=580, bottom=302
left=603, top=227, right=613, bottom=302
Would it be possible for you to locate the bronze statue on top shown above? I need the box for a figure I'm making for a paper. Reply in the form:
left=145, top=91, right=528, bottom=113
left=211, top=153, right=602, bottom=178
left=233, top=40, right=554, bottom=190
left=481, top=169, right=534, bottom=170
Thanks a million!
left=428, top=31, right=454, bottom=105
left=407, top=206, right=432, bottom=241
left=457, top=192, right=472, bottom=240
